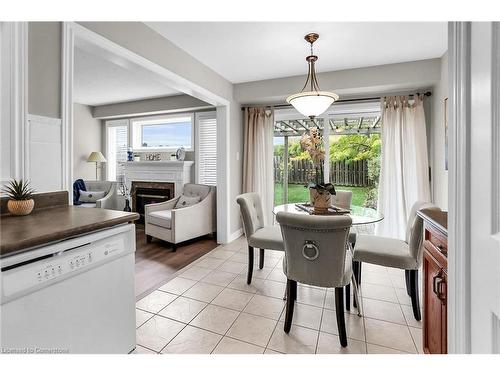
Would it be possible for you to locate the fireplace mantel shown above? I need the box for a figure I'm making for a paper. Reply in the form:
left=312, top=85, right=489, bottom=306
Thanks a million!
left=123, top=161, right=194, bottom=197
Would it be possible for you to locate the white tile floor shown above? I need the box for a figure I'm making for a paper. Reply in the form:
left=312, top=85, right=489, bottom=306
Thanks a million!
left=134, top=236, right=423, bottom=354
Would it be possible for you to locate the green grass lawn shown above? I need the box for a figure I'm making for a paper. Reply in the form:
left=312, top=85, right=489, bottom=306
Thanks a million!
left=274, top=183, right=370, bottom=207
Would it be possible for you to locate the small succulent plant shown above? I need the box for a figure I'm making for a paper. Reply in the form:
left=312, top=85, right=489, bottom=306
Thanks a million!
left=2, top=179, right=36, bottom=200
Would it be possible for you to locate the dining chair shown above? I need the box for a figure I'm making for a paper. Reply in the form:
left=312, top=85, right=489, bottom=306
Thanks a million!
left=276, top=211, right=355, bottom=347
left=236, top=193, right=284, bottom=284
left=332, top=190, right=357, bottom=310
left=332, top=190, right=352, bottom=210
left=352, top=201, right=438, bottom=320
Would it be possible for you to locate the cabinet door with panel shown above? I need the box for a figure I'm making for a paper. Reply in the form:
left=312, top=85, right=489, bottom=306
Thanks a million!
left=423, top=245, right=447, bottom=354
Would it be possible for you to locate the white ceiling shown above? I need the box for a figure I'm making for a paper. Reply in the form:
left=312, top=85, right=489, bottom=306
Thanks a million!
left=74, top=47, right=180, bottom=106
left=147, top=22, right=447, bottom=84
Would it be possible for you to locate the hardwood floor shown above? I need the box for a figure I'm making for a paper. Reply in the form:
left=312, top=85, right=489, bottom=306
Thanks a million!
left=134, top=225, right=218, bottom=300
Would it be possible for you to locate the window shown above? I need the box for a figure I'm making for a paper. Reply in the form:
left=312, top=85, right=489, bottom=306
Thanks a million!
left=131, top=114, right=194, bottom=151
left=195, top=112, right=217, bottom=186
left=273, top=102, right=381, bottom=210
left=105, top=119, right=129, bottom=182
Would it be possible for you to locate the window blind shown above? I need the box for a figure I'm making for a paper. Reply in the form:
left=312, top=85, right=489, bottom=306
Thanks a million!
left=106, top=120, right=129, bottom=181
left=196, top=114, right=217, bottom=186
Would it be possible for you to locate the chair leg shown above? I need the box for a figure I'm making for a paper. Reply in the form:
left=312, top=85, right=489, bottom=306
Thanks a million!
left=284, top=279, right=296, bottom=333
left=146, top=235, right=152, bottom=244
left=357, top=261, right=362, bottom=285
left=351, top=273, right=363, bottom=317
left=405, top=270, right=411, bottom=296
left=352, top=261, right=359, bottom=308
left=345, top=284, right=351, bottom=311
left=409, top=269, right=421, bottom=321
left=335, top=287, right=348, bottom=347
left=259, top=248, right=265, bottom=269
left=247, top=246, right=254, bottom=285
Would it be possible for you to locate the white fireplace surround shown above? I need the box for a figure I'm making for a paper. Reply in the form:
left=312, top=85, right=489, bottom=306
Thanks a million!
left=123, top=161, right=194, bottom=197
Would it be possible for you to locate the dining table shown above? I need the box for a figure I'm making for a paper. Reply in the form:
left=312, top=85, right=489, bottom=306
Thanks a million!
left=273, top=203, right=384, bottom=226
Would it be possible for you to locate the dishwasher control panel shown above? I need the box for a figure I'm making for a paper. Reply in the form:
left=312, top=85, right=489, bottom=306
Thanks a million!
left=3, top=236, right=126, bottom=297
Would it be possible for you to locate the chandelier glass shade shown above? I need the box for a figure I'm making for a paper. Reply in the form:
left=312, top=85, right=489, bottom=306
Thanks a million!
left=286, top=33, right=339, bottom=118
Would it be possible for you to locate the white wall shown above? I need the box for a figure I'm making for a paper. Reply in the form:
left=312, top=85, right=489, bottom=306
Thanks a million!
left=28, top=22, right=61, bottom=118
left=92, top=94, right=211, bottom=119
left=73, top=103, right=103, bottom=180
left=235, top=59, right=441, bottom=105
left=430, top=52, right=449, bottom=210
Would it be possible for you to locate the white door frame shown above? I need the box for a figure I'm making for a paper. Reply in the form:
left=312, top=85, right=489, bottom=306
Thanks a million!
left=0, top=22, right=28, bottom=184
left=61, top=22, right=231, bottom=243
left=448, top=21, right=472, bottom=354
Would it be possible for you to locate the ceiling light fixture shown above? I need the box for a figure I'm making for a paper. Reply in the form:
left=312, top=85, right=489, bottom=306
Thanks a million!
left=286, top=33, right=339, bottom=119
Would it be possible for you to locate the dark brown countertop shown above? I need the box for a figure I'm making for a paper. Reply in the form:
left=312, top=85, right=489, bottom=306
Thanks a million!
left=417, top=208, right=448, bottom=236
left=1, top=206, right=139, bottom=258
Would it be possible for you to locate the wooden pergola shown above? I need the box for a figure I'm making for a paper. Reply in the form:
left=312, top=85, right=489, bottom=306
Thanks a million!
left=274, top=115, right=381, bottom=137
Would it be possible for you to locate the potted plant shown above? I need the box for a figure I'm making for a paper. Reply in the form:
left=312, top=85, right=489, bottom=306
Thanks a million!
left=2, top=179, right=36, bottom=216
left=300, top=127, right=336, bottom=213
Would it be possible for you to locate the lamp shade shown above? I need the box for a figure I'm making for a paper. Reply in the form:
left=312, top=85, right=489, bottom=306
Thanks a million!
left=87, top=151, right=107, bottom=163
left=286, top=91, right=339, bottom=118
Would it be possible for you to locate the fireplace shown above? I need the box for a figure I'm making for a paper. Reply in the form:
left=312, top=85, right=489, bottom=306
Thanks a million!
left=131, top=181, right=175, bottom=224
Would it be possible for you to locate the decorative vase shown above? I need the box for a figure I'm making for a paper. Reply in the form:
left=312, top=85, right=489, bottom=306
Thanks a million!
left=123, top=198, right=132, bottom=212
left=7, top=199, right=35, bottom=216
left=309, top=188, right=331, bottom=214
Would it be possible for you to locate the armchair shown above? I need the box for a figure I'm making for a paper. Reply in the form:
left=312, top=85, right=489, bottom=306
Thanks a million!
left=144, top=183, right=216, bottom=252
left=78, top=180, right=117, bottom=209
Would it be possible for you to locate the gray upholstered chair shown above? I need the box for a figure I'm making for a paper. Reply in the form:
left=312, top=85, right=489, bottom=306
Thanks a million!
left=144, top=183, right=216, bottom=252
left=353, top=201, right=438, bottom=321
left=332, top=190, right=357, bottom=309
left=332, top=190, right=353, bottom=210
left=276, top=212, right=355, bottom=347
left=78, top=180, right=117, bottom=209
left=236, top=193, right=284, bottom=284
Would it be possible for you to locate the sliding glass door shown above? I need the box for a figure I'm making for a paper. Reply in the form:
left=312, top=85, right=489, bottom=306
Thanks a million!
left=273, top=105, right=381, bottom=211
left=273, top=118, right=325, bottom=206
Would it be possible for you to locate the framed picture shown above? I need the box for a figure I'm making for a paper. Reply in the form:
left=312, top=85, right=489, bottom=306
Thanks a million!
left=444, top=97, right=449, bottom=170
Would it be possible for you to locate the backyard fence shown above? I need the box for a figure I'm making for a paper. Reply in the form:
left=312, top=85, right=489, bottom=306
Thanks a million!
left=274, top=157, right=372, bottom=187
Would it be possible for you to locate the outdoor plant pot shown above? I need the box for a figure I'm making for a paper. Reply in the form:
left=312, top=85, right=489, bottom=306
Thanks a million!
left=309, top=188, right=331, bottom=214
left=7, top=199, right=35, bottom=216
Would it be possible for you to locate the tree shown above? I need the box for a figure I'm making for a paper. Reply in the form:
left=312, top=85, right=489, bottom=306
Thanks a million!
left=329, top=134, right=381, bottom=162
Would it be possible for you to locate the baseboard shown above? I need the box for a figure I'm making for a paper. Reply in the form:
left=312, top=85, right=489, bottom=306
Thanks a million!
left=227, top=227, right=243, bottom=243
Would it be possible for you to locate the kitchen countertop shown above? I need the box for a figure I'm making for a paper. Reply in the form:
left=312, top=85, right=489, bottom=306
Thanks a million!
left=1, top=205, right=139, bottom=258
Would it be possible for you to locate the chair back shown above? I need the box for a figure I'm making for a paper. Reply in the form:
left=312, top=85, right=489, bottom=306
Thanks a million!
left=85, top=180, right=114, bottom=193
left=406, top=201, right=439, bottom=262
left=182, top=183, right=212, bottom=201
left=276, top=212, right=352, bottom=288
left=236, top=193, right=264, bottom=238
left=332, top=190, right=353, bottom=210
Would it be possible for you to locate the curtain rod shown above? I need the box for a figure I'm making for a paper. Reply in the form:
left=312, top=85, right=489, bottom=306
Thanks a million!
left=241, top=91, right=432, bottom=110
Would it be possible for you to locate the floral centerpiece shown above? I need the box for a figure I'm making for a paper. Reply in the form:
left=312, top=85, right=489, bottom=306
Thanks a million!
left=117, top=175, right=132, bottom=212
left=300, top=127, right=336, bottom=213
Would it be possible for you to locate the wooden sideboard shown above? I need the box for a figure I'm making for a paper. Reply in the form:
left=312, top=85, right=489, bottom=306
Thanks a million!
left=418, top=208, right=448, bottom=354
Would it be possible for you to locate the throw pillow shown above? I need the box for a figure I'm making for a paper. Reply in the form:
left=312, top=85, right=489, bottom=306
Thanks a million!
left=174, top=195, right=201, bottom=209
left=79, top=190, right=106, bottom=203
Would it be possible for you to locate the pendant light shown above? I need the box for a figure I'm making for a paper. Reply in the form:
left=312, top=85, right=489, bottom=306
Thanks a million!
left=286, top=33, right=339, bottom=119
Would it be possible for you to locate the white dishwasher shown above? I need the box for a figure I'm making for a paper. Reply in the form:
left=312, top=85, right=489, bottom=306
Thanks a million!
left=0, top=223, right=136, bottom=354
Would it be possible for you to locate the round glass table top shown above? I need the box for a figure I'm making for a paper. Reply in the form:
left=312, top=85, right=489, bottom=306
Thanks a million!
left=273, top=204, right=384, bottom=226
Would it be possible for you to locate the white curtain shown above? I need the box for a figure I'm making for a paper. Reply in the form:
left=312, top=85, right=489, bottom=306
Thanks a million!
left=242, top=107, right=274, bottom=225
left=376, top=95, right=431, bottom=239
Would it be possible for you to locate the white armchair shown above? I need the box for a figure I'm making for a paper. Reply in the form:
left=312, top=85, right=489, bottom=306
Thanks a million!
left=144, top=183, right=216, bottom=251
left=78, top=180, right=118, bottom=209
